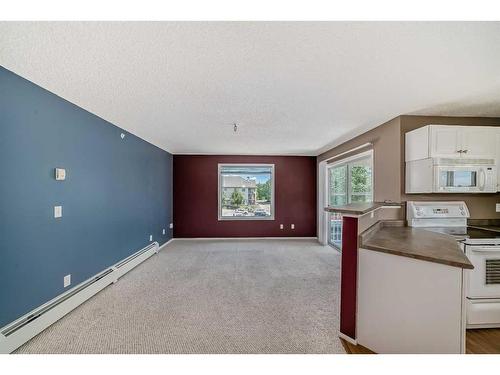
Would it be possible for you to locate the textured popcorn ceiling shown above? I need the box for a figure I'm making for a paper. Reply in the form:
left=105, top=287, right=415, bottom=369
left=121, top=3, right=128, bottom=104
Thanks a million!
left=1, top=22, right=500, bottom=155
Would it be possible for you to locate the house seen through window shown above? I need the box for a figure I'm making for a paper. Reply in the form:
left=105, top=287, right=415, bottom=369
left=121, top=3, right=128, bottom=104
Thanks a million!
left=218, top=164, right=274, bottom=220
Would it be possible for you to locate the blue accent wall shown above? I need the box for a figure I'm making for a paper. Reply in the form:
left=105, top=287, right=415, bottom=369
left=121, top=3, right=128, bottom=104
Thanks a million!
left=0, top=67, right=173, bottom=327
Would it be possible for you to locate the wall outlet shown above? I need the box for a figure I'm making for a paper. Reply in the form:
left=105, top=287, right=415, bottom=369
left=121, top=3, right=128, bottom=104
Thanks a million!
left=169, top=223, right=173, bottom=229
left=54, top=205, right=62, bottom=218
left=162, top=229, right=166, bottom=235
left=291, top=224, right=295, bottom=229
left=280, top=224, right=284, bottom=230
left=496, top=203, right=500, bottom=213
left=149, top=234, right=153, bottom=241
left=64, top=274, right=71, bottom=288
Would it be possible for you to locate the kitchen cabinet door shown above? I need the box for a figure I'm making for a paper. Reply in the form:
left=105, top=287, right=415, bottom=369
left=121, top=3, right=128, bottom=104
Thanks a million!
left=461, top=127, right=497, bottom=159
left=429, top=126, right=462, bottom=158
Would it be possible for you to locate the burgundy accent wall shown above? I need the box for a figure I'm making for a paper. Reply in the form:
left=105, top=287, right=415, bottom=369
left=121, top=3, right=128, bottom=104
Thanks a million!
left=340, top=216, right=358, bottom=340
left=173, top=155, right=317, bottom=238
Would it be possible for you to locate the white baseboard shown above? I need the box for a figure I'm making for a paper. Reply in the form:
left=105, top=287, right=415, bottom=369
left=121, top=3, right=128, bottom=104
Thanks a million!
left=158, top=238, right=175, bottom=250
left=339, top=332, right=357, bottom=346
left=172, top=237, right=318, bottom=241
left=0, top=240, right=167, bottom=354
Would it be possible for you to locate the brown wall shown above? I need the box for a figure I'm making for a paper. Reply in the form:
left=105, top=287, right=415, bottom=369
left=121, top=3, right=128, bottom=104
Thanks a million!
left=318, top=116, right=402, bottom=203
left=400, top=115, right=500, bottom=219
left=173, top=155, right=317, bottom=237
left=318, top=115, right=500, bottom=219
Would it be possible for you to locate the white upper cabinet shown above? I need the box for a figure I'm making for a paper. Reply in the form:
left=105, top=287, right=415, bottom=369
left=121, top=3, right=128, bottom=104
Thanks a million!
left=405, top=126, right=430, bottom=162
left=406, top=125, right=497, bottom=162
left=461, top=127, right=497, bottom=159
left=429, top=126, right=463, bottom=158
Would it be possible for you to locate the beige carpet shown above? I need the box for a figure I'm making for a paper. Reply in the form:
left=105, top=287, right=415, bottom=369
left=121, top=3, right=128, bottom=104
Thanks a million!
left=15, top=239, right=344, bottom=354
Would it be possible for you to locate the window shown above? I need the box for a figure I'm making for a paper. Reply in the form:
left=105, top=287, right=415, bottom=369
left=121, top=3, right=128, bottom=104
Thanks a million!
left=327, top=151, right=373, bottom=250
left=218, top=164, right=275, bottom=220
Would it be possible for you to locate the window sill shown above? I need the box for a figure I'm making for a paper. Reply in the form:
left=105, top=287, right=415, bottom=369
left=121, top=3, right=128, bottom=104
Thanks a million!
left=218, top=216, right=275, bottom=221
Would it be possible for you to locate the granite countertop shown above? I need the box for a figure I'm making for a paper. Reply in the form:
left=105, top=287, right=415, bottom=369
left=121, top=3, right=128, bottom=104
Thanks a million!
left=360, top=222, right=474, bottom=269
left=324, top=201, right=402, bottom=215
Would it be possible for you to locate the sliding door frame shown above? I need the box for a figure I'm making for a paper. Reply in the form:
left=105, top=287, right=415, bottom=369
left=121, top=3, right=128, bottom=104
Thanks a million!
left=320, top=149, right=373, bottom=248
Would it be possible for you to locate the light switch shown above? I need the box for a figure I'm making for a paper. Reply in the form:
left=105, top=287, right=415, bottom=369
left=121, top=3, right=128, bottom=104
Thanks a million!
left=169, top=223, right=173, bottom=229
left=55, top=168, right=66, bottom=180
left=54, top=206, right=62, bottom=218
left=64, top=274, right=71, bottom=288
left=496, top=203, right=500, bottom=213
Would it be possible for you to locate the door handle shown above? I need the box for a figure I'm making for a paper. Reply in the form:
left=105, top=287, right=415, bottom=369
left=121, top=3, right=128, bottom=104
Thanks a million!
left=470, top=247, right=500, bottom=253
left=478, top=169, right=486, bottom=191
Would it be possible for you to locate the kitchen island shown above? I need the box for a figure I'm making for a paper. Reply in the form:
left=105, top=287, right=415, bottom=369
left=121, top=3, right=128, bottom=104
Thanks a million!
left=358, top=221, right=472, bottom=353
left=325, top=202, right=473, bottom=354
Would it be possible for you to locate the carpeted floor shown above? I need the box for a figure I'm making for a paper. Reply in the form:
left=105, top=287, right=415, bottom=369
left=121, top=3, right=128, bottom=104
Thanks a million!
left=15, top=239, right=344, bottom=354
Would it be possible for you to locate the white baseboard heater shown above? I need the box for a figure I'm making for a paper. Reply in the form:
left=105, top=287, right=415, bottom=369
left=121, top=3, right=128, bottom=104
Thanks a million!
left=0, top=241, right=160, bottom=354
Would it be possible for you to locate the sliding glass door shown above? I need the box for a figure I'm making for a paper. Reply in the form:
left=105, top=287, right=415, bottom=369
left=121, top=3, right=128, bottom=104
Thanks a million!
left=327, top=152, right=373, bottom=250
left=348, top=156, right=373, bottom=203
left=328, top=164, right=347, bottom=249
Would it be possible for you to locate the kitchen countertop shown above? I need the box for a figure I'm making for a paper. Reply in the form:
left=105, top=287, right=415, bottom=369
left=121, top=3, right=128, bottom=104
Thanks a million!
left=324, top=201, right=402, bottom=215
left=360, top=221, right=474, bottom=269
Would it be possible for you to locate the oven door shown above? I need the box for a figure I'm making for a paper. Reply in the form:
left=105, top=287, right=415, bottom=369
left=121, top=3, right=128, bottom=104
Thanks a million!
left=465, top=245, right=500, bottom=298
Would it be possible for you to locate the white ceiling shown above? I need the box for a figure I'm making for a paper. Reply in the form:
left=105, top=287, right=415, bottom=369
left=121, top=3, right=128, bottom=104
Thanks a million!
left=1, top=22, right=500, bottom=155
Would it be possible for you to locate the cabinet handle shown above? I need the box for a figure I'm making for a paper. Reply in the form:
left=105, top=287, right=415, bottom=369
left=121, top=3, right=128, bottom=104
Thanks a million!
left=463, top=149, right=468, bottom=153
left=457, top=150, right=463, bottom=153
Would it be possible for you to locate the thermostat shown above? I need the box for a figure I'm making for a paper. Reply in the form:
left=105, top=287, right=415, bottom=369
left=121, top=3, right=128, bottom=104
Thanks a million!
left=55, top=168, right=66, bottom=181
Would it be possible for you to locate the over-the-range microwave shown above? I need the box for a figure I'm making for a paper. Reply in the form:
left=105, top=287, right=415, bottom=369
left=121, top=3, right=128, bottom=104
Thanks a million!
left=406, top=158, right=497, bottom=193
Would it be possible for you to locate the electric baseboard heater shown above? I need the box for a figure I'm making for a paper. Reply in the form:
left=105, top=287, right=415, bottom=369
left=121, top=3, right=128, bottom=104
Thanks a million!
left=0, top=242, right=160, bottom=354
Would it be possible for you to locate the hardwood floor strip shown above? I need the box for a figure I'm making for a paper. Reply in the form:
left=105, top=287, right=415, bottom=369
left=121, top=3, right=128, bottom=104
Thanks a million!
left=466, top=329, right=500, bottom=354
left=341, top=329, right=500, bottom=354
left=340, top=338, right=375, bottom=354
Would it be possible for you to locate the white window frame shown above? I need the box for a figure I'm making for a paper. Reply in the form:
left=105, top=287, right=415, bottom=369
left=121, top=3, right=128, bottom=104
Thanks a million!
left=218, top=163, right=275, bottom=221
left=326, top=150, right=374, bottom=206
left=323, top=150, right=374, bottom=248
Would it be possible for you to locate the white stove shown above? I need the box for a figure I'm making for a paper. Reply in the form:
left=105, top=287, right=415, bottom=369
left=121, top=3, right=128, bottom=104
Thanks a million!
left=407, top=201, right=500, bottom=329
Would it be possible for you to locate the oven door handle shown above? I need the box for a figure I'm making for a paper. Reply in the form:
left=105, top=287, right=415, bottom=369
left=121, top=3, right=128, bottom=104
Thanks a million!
left=469, top=247, right=500, bottom=253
